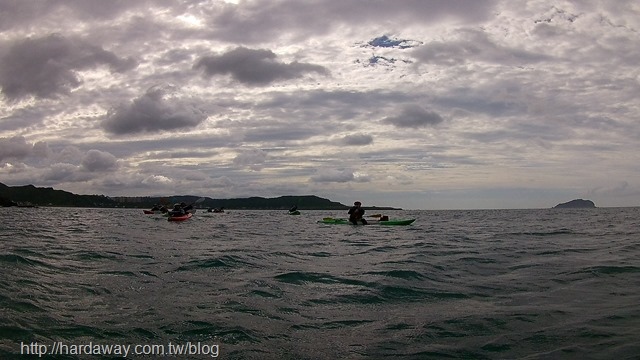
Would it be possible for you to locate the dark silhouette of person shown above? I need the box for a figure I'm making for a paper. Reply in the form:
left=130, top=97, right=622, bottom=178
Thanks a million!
left=348, top=201, right=367, bottom=225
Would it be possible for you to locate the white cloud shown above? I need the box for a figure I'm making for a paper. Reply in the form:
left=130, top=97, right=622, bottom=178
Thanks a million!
left=142, top=175, right=173, bottom=185
left=81, top=149, right=119, bottom=172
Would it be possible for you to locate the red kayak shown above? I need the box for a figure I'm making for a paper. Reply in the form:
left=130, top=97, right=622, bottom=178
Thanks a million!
left=167, top=213, right=193, bottom=222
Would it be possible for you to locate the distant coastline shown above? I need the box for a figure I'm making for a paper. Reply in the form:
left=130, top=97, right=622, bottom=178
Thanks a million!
left=0, top=183, right=400, bottom=210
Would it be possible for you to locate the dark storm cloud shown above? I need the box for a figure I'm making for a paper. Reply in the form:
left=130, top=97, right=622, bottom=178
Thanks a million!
left=341, top=134, right=373, bottom=146
left=383, top=104, right=444, bottom=128
left=194, top=47, right=329, bottom=85
left=0, top=34, right=137, bottom=101
left=102, top=87, right=207, bottom=135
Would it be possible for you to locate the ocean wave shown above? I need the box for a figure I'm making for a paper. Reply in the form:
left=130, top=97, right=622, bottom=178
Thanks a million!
left=2, top=207, right=639, bottom=359
left=171, top=255, right=254, bottom=272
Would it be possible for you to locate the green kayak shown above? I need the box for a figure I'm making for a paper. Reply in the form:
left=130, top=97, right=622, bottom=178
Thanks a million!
left=288, top=210, right=301, bottom=215
left=318, top=218, right=416, bottom=226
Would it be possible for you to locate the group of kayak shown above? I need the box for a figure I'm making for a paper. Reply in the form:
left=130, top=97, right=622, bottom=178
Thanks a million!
left=142, top=202, right=196, bottom=221
left=143, top=200, right=415, bottom=225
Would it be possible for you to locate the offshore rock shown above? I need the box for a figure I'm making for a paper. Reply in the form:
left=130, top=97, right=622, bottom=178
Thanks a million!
left=553, top=199, right=596, bottom=208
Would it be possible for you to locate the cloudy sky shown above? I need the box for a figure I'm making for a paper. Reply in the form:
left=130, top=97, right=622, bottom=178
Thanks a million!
left=1, top=0, right=639, bottom=210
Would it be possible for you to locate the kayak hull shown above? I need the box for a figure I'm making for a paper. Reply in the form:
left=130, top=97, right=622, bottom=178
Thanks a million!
left=168, top=213, right=193, bottom=222
left=288, top=210, right=301, bottom=215
left=318, top=218, right=415, bottom=225
left=379, top=219, right=416, bottom=225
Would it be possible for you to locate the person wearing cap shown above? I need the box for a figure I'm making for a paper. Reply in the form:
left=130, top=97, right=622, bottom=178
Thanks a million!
left=348, top=201, right=367, bottom=225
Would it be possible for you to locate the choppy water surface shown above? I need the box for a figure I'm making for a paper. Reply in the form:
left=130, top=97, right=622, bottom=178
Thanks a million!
left=1, top=207, right=639, bottom=359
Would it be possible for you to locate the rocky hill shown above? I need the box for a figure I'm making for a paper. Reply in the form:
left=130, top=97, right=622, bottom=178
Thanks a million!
left=0, top=183, right=113, bottom=207
left=0, top=183, right=399, bottom=210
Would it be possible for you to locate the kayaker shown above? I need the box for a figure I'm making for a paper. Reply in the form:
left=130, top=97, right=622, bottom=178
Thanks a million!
left=150, top=204, right=169, bottom=213
left=289, top=205, right=298, bottom=213
left=348, top=201, right=367, bottom=225
left=170, top=203, right=186, bottom=217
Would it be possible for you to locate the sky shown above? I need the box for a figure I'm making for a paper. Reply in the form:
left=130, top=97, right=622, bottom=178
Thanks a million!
left=0, top=0, right=639, bottom=210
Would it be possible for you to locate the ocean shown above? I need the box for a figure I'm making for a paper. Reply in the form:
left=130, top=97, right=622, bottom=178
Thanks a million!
left=1, top=207, right=639, bottom=359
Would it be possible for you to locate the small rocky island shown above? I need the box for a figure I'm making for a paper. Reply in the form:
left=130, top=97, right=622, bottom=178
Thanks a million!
left=553, top=199, right=596, bottom=209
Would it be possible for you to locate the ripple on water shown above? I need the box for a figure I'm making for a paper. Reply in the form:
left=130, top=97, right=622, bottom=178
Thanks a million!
left=1, top=207, right=639, bottom=359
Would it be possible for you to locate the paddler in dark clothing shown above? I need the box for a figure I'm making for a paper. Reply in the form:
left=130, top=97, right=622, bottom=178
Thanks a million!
left=150, top=204, right=169, bottom=213
left=348, top=201, right=367, bottom=225
left=169, top=203, right=186, bottom=217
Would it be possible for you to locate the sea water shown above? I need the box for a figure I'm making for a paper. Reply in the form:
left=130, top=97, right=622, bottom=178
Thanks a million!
left=1, top=207, right=639, bottom=359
